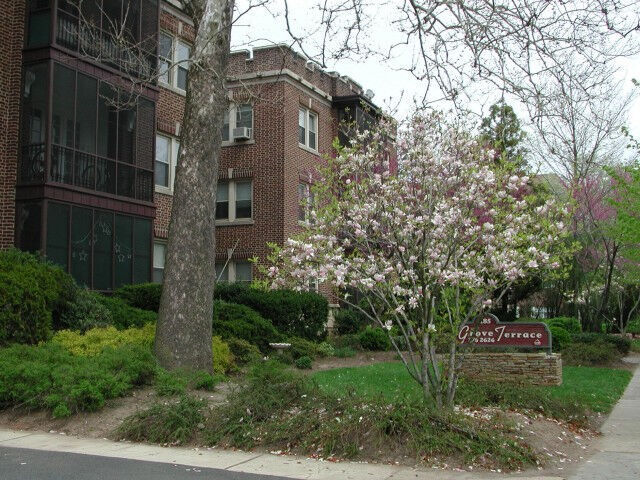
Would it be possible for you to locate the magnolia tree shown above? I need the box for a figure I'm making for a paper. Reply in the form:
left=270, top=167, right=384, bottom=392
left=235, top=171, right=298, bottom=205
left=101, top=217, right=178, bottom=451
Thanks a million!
left=267, top=113, right=568, bottom=408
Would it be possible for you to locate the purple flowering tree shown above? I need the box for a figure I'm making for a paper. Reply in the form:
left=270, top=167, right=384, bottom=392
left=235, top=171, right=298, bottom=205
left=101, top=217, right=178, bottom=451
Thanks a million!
left=267, top=113, right=568, bottom=407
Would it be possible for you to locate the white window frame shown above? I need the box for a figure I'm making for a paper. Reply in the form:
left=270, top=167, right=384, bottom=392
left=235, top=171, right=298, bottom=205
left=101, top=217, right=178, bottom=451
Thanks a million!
left=215, top=179, right=253, bottom=224
left=298, top=107, right=318, bottom=152
left=215, top=259, right=253, bottom=283
left=155, top=134, right=180, bottom=194
left=153, top=241, right=167, bottom=283
left=158, top=31, right=191, bottom=93
left=222, top=103, right=254, bottom=145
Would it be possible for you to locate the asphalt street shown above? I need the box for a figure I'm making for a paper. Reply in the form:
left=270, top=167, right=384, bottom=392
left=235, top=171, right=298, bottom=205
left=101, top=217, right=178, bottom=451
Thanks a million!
left=0, top=446, right=293, bottom=480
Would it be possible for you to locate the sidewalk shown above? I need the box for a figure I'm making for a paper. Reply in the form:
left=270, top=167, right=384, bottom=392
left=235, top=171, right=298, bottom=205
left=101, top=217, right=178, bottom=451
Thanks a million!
left=0, top=428, right=560, bottom=480
left=569, top=356, right=640, bottom=480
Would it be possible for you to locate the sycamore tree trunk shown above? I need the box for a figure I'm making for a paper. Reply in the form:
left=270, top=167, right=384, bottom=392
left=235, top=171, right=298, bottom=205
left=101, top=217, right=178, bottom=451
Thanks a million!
left=155, top=0, right=235, bottom=371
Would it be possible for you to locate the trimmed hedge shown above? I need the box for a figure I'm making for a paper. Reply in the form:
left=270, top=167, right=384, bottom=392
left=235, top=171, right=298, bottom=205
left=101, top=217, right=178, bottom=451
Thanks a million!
left=215, top=283, right=328, bottom=341
left=544, top=317, right=581, bottom=334
left=213, top=301, right=280, bottom=352
left=562, top=341, right=620, bottom=366
left=115, top=283, right=162, bottom=312
left=95, top=295, right=157, bottom=330
left=0, top=249, right=77, bottom=344
left=113, top=282, right=329, bottom=341
left=571, top=333, right=631, bottom=355
left=549, top=326, right=571, bottom=351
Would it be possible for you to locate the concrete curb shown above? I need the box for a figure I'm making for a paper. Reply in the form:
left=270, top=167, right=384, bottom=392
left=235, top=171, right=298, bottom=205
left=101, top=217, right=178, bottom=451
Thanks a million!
left=0, top=428, right=563, bottom=480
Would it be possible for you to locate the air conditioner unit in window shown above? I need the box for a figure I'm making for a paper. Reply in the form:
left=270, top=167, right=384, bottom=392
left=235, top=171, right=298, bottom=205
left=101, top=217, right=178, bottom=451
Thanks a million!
left=233, top=127, right=252, bottom=141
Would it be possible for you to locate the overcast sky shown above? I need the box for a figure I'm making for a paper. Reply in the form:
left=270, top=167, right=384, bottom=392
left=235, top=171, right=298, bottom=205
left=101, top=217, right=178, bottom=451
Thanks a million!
left=231, top=1, right=640, bottom=140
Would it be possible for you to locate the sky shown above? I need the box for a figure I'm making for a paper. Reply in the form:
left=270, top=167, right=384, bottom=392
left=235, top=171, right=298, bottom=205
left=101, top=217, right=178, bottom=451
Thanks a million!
left=231, top=1, right=640, bottom=139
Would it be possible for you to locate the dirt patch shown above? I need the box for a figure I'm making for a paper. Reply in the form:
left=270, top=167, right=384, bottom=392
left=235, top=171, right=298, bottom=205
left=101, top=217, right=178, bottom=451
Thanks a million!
left=506, top=409, right=599, bottom=476
left=0, top=383, right=234, bottom=440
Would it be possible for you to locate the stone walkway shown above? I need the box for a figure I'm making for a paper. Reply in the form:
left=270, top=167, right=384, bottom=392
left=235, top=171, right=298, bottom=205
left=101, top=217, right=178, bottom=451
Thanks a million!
left=569, top=356, right=640, bottom=480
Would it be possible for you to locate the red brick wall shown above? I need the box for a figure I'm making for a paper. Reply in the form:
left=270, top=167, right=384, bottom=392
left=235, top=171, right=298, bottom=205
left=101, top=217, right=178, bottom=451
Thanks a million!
left=0, top=0, right=25, bottom=249
left=154, top=8, right=372, bottom=286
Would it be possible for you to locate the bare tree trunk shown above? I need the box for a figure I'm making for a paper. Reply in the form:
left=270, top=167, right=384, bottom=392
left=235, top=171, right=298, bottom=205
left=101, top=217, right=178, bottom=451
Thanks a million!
left=155, top=0, right=235, bottom=371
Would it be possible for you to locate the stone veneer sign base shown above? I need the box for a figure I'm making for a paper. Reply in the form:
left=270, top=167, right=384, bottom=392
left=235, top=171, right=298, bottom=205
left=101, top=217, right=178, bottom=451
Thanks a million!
left=458, top=352, right=562, bottom=386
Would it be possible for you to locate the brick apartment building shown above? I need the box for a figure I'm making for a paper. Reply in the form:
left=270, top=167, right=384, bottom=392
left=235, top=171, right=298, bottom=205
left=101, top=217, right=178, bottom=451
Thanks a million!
left=0, top=0, right=389, bottom=291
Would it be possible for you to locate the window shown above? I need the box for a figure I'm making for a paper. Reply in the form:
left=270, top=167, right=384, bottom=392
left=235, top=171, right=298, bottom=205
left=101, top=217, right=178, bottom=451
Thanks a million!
left=235, top=261, right=252, bottom=283
left=215, top=260, right=252, bottom=283
left=153, top=242, right=166, bottom=282
left=158, top=32, right=191, bottom=91
left=299, top=107, right=318, bottom=151
left=155, top=134, right=179, bottom=192
left=215, top=180, right=252, bottom=222
left=215, top=261, right=229, bottom=282
left=221, top=103, right=253, bottom=142
left=298, top=182, right=315, bottom=222
left=221, top=110, right=230, bottom=142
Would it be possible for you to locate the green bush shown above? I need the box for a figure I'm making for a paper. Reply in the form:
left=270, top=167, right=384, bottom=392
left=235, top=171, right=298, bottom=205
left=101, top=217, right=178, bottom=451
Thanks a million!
left=0, top=249, right=78, bottom=331
left=627, top=318, right=640, bottom=335
left=212, top=301, right=280, bottom=352
left=114, top=283, right=162, bottom=312
left=0, top=271, right=51, bottom=345
left=571, top=333, right=631, bottom=355
left=191, top=371, right=219, bottom=391
left=562, top=342, right=620, bottom=366
left=545, top=317, right=581, bottom=334
left=212, top=336, right=234, bottom=375
left=52, top=323, right=155, bottom=356
left=0, top=343, right=156, bottom=416
left=0, top=249, right=80, bottom=344
left=226, top=337, right=262, bottom=366
left=58, top=289, right=113, bottom=332
left=358, top=327, right=390, bottom=351
left=95, top=295, right=157, bottom=330
left=549, top=326, right=571, bottom=351
left=53, top=324, right=234, bottom=375
left=295, top=355, right=313, bottom=369
left=118, top=395, right=206, bottom=445
left=333, top=308, right=368, bottom=335
left=155, top=370, right=187, bottom=396
left=215, top=283, right=328, bottom=341
left=317, top=341, right=335, bottom=357
left=288, top=337, right=322, bottom=360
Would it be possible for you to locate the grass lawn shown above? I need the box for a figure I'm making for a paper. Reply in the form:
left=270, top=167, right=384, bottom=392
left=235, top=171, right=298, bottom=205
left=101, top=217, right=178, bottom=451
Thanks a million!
left=632, top=339, right=640, bottom=353
left=313, top=361, right=632, bottom=413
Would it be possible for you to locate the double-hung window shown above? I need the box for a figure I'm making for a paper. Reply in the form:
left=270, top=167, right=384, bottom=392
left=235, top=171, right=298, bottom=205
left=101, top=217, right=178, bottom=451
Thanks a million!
left=215, top=260, right=252, bottom=283
left=221, top=103, right=253, bottom=142
left=155, top=134, right=179, bottom=193
left=298, top=182, right=315, bottom=222
left=299, top=107, right=318, bottom=151
left=215, top=180, right=252, bottom=222
left=158, top=32, right=191, bottom=91
left=153, top=242, right=166, bottom=283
